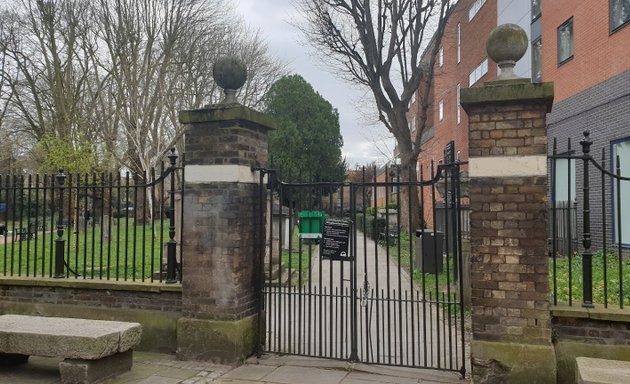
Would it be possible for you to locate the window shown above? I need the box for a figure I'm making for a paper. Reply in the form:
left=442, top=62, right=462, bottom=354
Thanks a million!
left=469, top=0, right=486, bottom=21
left=468, top=58, right=488, bottom=86
left=531, top=0, right=541, bottom=21
left=612, top=139, right=630, bottom=245
left=457, top=23, right=461, bottom=63
left=438, top=46, right=444, bottom=67
left=557, top=18, right=574, bottom=65
left=438, top=100, right=444, bottom=121
left=532, top=38, right=542, bottom=82
left=553, top=157, right=576, bottom=202
left=456, top=83, right=461, bottom=124
left=611, top=0, right=630, bottom=32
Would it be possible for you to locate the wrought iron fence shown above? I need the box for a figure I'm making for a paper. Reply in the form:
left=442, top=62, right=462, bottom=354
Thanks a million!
left=259, top=158, right=468, bottom=374
left=549, top=131, right=630, bottom=308
left=0, top=150, right=184, bottom=283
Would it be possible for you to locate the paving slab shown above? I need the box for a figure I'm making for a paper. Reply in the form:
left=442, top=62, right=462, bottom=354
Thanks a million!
left=261, top=365, right=348, bottom=384
left=0, top=351, right=470, bottom=384
left=220, top=365, right=277, bottom=381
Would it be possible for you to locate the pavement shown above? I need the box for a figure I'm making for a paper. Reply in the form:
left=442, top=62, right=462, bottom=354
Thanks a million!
left=0, top=352, right=468, bottom=384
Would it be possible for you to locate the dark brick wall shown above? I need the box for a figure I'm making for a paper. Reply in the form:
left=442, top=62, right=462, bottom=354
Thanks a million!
left=468, top=101, right=552, bottom=345
left=185, top=120, right=269, bottom=168
left=553, top=316, right=630, bottom=346
left=548, top=69, right=630, bottom=252
left=0, top=284, right=182, bottom=311
left=181, top=182, right=261, bottom=321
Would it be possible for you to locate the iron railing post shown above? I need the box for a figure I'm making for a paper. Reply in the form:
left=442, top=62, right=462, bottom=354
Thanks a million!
left=166, top=148, right=178, bottom=283
left=54, top=169, right=66, bottom=278
left=580, top=131, right=594, bottom=308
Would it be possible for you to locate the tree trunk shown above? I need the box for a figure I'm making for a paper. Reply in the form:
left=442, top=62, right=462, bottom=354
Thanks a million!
left=398, top=153, right=421, bottom=234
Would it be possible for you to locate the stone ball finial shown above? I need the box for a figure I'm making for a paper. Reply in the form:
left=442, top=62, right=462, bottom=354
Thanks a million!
left=213, top=56, right=247, bottom=104
left=486, top=24, right=528, bottom=80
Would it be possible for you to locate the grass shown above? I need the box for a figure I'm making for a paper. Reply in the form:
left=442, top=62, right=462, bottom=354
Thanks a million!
left=381, top=232, right=462, bottom=304
left=279, top=226, right=312, bottom=286
left=0, top=218, right=170, bottom=281
left=551, top=250, right=630, bottom=307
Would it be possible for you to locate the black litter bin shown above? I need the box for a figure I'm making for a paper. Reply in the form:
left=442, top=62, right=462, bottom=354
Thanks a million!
left=414, top=230, right=444, bottom=274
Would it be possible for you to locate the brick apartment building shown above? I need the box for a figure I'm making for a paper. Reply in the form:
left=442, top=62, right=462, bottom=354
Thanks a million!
left=412, top=0, right=629, bottom=247
left=411, top=0, right=530, bottom=227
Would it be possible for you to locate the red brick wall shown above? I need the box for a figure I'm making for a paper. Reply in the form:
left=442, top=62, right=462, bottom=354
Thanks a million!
left=418, top=0, right=498, bottom=226
left=541, top=0, right=630, bottom=102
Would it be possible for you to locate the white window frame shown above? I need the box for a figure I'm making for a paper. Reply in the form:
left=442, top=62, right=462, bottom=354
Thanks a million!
left=557, top=17, right=574, bottom=65
left=438, top=100, right=444, bottom=121
left=468, top=58, right=488, bottom=86
left=553, top=157, right=577, bottom=203
left=439, top=46, right=444, bottom=67
left=457, top=23, right=461, bottom=63
left=610, top=0, right=630, bottom=32
left=612, top=138, right=630, bottom=245
left=456, top=83, right=461, bottom=124
left=469, top=0, right=487, bottom=21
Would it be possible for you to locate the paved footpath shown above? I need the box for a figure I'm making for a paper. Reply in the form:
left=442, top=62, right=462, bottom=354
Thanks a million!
left=0, top=352, right=468, bottom=384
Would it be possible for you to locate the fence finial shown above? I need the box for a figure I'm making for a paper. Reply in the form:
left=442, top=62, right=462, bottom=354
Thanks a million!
left=580, top=130, right=592, bottom=155
left=168, top=147, right=178, bottom=167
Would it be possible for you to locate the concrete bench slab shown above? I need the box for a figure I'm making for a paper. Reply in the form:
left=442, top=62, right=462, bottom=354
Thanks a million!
left=0, top=314, right=141, bottom=383
left=576, top=356, right=630, bottom=384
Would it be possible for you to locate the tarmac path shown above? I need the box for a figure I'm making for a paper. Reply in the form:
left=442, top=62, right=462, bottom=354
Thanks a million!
left=264, top=230, right=467, bottom=373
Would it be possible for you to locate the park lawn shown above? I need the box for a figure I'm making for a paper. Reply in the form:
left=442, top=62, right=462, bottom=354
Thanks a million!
left=0, top=219, right=170, bottom=281
left=551, top=250, right=630, bottom=307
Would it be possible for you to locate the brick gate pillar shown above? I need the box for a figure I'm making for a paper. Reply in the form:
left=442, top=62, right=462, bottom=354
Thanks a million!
left=176, top=58, right=274, bottom=362
left=460, top=25, right=556, bottom=383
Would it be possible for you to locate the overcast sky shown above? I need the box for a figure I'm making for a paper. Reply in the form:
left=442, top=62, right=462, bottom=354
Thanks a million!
left=235, top=0, right=395, bottom=168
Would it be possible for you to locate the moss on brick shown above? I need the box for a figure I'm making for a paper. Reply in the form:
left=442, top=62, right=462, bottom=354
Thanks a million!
left=461, top=82, right=554, bottom=113
left=554, top=341, right=630, bottom=384
left=179, top=105, right=276, bottom=130
left=0, top=302, right=179, bottom=353
left=176, top=315, right=259, bottom=363
left=472, top=340, right=556, bottom=384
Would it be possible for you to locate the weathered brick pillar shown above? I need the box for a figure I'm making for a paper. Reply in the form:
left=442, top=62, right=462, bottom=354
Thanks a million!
left=176, top=58, right=274, bottom=362
left=460, top=25, right=556, bottom=384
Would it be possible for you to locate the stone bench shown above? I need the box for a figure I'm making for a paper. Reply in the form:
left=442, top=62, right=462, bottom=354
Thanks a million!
left=576, top=356, right=630, bottom=384
left=0, top=314, right=142, bottom=384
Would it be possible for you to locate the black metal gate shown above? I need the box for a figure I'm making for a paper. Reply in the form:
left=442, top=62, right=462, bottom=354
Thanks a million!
left=257, top=157, right=467, bottom=375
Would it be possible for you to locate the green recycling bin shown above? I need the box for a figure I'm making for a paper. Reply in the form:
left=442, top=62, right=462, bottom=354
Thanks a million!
left=298, top=211, right=325, bottom=239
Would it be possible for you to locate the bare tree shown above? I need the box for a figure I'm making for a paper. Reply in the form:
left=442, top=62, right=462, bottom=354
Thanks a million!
left=0, top=0, right=100, bottom=148
left=300, top=0, right=451, bottom=230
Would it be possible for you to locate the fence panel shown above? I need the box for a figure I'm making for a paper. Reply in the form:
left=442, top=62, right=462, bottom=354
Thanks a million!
left=0, top=152, right=184, bottom=283
left=550, top=132, right=630, bottom=308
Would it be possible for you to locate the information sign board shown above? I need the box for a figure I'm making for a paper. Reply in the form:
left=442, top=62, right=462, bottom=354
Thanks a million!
left=321, top=219, right=351, bottom=260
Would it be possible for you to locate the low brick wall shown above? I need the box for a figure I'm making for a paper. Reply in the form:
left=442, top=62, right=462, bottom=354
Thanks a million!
left=0, top=277, right=182, bottom=353
left=552, top=305, right=630, bottom=384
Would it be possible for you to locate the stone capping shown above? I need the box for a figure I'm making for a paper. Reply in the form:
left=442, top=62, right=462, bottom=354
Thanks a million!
left=576, top=357, right=630, bottom=384
left=0, top=276, right=182, bottom=293
left=551, top=304, right=630, bottom=323
left=179, top=104, right=277, bottom=130
left=460, top=81, right=554, bottom=113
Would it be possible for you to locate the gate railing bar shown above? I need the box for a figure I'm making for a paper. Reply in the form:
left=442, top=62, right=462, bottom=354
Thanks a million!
left=550, top=132, right=630, bottom=309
